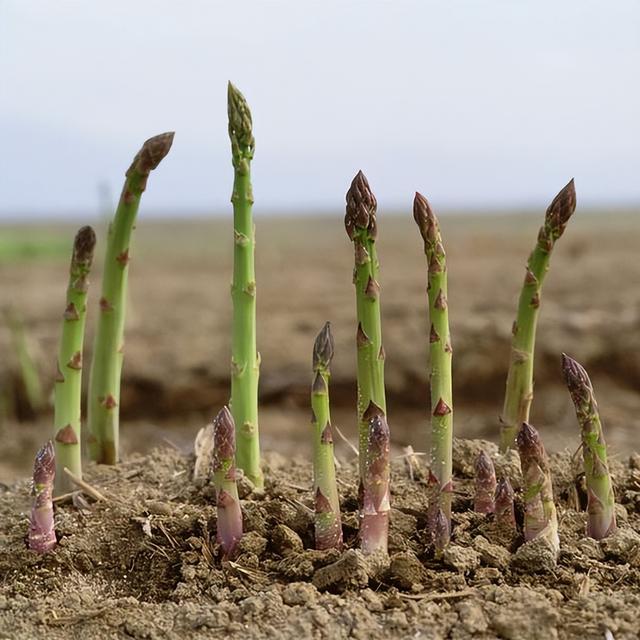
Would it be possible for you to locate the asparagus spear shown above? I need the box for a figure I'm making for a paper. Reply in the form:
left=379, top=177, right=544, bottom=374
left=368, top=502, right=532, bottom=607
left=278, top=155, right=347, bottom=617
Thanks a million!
left=413, top=192, right=454, bottom=526
left=500, top=180, right=577, bottom=452
left=360, top=414, right=390, bottom=555
left=53, top=226, right=96, bottom=495
left=212, top=406, right=243, bottom=556
left=228, top=82, right=263, bottom=490
left=494, top=477, right=517, bottom=529
left=344, top=171, right=387, bottom=491
left=516, top=422, right=559, bottom=554
left=88, top=132, right=174, bottom=464
left=433, top=508, right=450, bottom=557
left=562, top=353, right=616, bottom=539
left=28, top=441, right=56, bottom=553
left=474, top=450, right=496, bottom=514
left=311, top=322, right=343, bottom=550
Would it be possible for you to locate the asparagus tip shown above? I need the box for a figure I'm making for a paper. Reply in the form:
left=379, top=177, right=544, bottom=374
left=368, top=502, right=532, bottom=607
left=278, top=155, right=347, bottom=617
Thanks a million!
left=545, top=178, right=577, bottom=235
left=133, top=132, right=175, bottom=175
left=412, top=191, right=436, bottom=244
left=212, top=406, right=236, bottom=466
left=345, top=170, right=377, bottom=240
left=313, top=321, right=334, bottom=370
left=33, top=440, right=55, bottom=486
left=73, top=226, right=97, bottom=264
left=227, top=82, right=254, bottom=151
left=561, top=352, right=592, bottom=392
left=516, top=421, right=542, bottom=455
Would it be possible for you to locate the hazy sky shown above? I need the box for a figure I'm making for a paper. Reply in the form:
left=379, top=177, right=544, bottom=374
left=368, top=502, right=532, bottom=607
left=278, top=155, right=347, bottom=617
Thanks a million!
left=1, top=1, right=639, bottom=218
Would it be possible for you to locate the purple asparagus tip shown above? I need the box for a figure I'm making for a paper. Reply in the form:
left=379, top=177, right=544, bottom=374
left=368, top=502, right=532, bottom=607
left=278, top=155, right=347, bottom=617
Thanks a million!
left=474, top=450, right=497, bottom=514
left=212, top=406, right=236, bottom=470
left=345, top=170, right=377, bottom=240
left=313, top=322, right=334, bottom=371
left=494, top=477, right=516, bottom=528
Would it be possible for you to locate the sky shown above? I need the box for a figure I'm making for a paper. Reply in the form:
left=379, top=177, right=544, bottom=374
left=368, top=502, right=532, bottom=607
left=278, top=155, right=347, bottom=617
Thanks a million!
left=1, top=0, right=639, bottom=219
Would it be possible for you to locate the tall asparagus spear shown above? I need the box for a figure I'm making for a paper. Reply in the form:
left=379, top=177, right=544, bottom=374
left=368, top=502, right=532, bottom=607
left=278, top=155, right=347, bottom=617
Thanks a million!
left=311, top=322, right=343, bottom=550
left=562, top=354, right=616, bottom=539
left=474, top=450, right=496, bottom=514
left=413, top=192, right=454, bottom=527
left=500, top=180, right=577, bottom=452
left=88, top=132, right=174, bottom=464
left=516, top=422, right=559, bottom=554
left=212, top=406, right=243, bottom=556
left=344, top=171, right=387, bottom=489
left=29, top=441, right=56, bottom=553
left=228, top=82, right=263, bottom=489
left=360, top=414, right=390, bottom=555
left=53, top=226, right=96, bottom=495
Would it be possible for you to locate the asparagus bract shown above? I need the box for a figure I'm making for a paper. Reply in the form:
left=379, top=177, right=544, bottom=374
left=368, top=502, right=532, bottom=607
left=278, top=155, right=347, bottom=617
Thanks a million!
left=53, top=226, right=96, bottom=495
left=474, top=450, right=496, bottom=514
left=494, top=477, right=517, bottom=529
left=413, top=192, right=454, bottom=527
left=29, top=441, right=56, bottom=553
left=344, top=171, right=387, bottom=490
left=88, top=132, right=174, bottom=464
left=562, top=353, right=616, bottom=539
left=212, top=406, right=243, bottom=556
left=311, top=322, right=343, bottom=550
left=228, top=82, right=263, bottom=489
left=500, top=180, right=576, bottom=452
left=360, top=414, right=390, bottom=555
left=516, top=422, right=559, bottom=553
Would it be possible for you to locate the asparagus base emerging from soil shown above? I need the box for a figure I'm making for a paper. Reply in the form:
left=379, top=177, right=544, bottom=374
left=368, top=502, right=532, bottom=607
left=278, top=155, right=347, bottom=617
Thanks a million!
left=29, top=441, right=56, bottom=553
left=53, top=226, right=96, bottom=495
left=500, top=180, right=577, bottom=452
left=516, top=422, right=559, bottom=554
left=88, top=132, right=174, bottom=464
left=212, top=406, right=243, bottom=556
left=413, top=192, right=454, bottom=526
left=311, top=322, right=343, bottom=550
left=562, top=354, right=616, bottom=539
left=474, top=450, right=497, bottom=514
left=228, top=82, right=263, bottom=490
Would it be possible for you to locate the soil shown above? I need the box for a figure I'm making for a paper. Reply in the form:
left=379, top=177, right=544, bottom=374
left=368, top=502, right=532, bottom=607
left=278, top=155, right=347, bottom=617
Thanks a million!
left=2, top=440, right=640, bottom=639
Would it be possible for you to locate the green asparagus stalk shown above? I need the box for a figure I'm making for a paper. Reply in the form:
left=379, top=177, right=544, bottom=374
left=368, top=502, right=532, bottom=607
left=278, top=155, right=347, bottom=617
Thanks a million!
left=516, top=422, right=559, bottom=554
left=474, top=450, right=496, bottom=514
left=29, top=441, right=56, bottom=553
left=88, top=132, right=174, bottom=464
left=228, top=82, right=263, bottom=489
left=212, top=406, right=243, bottom=556
left=413, top=192, right=454, bottom=526
left=494, top=477, right=516, bottom=529
left=500, top=180, right=576, bottom=452
left=562, top=353, right=616, bottom=539
left=344, top=171, right=387, bottom=491
left=53, top=226, right=96, bottom=495
left=311, top=322, right=343, bottom=550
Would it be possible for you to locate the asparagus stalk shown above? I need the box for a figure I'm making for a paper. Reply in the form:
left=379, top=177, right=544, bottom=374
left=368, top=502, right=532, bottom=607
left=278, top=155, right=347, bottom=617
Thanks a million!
left=28, top=441, right=56, bottom=553
left=311, top=322, right=343, bottom=550
left=474, top=450, right=496, bottom=514
left=88, top=132, right=174, bottom=464
left=494, top=477, right=517, bottom=529
left=212, top=406, right=243, bottom=556
left=53, top=226, right=96, bottom=495
left=562, top=353, right=616, bottom=539
left=228, top=82, right=263, bottom=490
left=360, top=414, right=390, bottom=555
left=344, top=171, right=387, bottom=490
left=516, top=422, right=559, bottom=553
left=500, top=180, right=577, bottom=452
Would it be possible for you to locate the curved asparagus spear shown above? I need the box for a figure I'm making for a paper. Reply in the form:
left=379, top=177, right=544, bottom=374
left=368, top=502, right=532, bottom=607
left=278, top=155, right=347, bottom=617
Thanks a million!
left=212, top=406, right=243, bottom=556
left=228, top=82, right=263, bottom=489
left=562, top=353, right=616, bottom=539
left=360, top=414, right=390, bottom=555
left=500, top=180, right=576, bottom=452
left=29, top=441, right=56, bottom=553
left=516, top=422, right=559, bottom=554
left=474, top=450, right=496, bottom=514
left=53, top=226, right=96, bottom=495
left=88, top=132, right=174, bottom=464
left=494, top=477, right=516, bottom=529
left=413, top=192, right=453, bottom=526
left=311, top=322, right=343, bottom=550
left=344, top=171, right=387, bottom=490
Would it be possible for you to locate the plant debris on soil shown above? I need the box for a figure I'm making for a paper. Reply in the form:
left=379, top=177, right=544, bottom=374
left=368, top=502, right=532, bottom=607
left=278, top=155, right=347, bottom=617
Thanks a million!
left=2, top=440, right=640, bottom=639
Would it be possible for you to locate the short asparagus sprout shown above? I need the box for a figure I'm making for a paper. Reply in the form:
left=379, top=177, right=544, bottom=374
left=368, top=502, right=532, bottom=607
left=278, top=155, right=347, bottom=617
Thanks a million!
left=53, top=226, right=96, bottom=495
left=474, top=450, right=496, bottom=514
left=311, top=322, right=343, bottom=551
left=212, top=406, right=243, bottom=556
left=344, top=171, right=387, bottom=493
left=433, top=508, right=450, bottom=558
left=29, top=441, right=56, bottom=554
left=494, top=477, right=517, bottom=529
left=500, top=180, right=577, bottom=452
left=562, top=353, right=616, bottom=539
left=360, top=414, right=390, bottom=555
left=228, top=82, right=263, bottom=490
left=516, top=422, right=559, bottom=554
left=88, top=132, right=174, bottom=464
left=413, top=192, right=454, bottom=527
